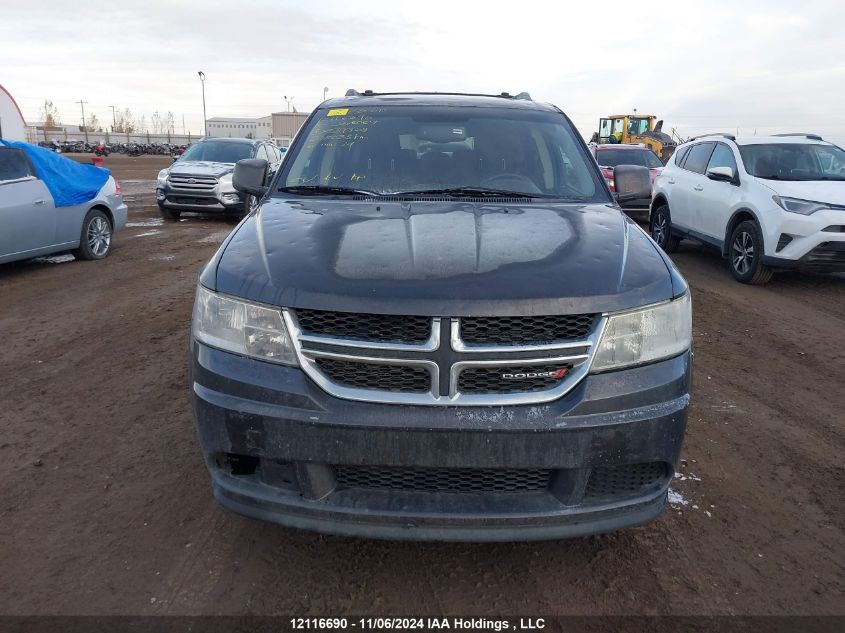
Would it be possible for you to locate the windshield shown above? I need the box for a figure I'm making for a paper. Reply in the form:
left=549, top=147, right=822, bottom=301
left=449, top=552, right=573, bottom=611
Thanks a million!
left=277, top=106, right=605, bottom=200
left=179, top=141, right=254, bottom=164
left=739, top=143, right=845, bottom=181
left=596, top=148, right=663, bottom=169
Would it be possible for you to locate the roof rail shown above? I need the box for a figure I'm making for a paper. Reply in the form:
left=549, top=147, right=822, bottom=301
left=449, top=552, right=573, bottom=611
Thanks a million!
left=690, top=132, right=736, bottom=141
left=343, top=89, right=532, bottom=100
left=773, top=133, right=824, bottom=141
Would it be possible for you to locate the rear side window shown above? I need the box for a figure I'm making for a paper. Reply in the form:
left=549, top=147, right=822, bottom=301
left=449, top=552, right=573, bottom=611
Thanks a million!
left=0, top=148, right=35, bottom=183
left=674, top=145, right=691, bottom=166
left=683, top=143, right=716, bottom=174
left=707, top=143, right=738, bottom=174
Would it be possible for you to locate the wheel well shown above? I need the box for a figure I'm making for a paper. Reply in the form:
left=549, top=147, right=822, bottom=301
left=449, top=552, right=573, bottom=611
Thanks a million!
left=723, top=209, right=758, bottom=256
left=90, top=204, right=114, bottom=228
left=651, top=195, right=667, bottom=215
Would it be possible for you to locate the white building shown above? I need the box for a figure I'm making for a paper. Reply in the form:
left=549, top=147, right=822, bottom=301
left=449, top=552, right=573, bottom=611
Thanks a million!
left=206, top=115, right=273, bottom=139
left=0, top=84, right=27, bottom=141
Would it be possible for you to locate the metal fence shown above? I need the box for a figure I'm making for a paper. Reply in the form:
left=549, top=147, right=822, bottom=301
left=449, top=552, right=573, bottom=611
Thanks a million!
left=26, top=128, right=198, bottom=145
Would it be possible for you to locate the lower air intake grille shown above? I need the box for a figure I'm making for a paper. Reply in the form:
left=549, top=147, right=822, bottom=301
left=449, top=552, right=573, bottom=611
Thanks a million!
left=458, top=364, right=572, bottom=394
left=334, top=465, right=553, bottom=493
left=314, top=358, right=430, bottom=393
left=460, top=314, right=596, bottom=345
left=295, top=309, right=431, bottom=343
left=584, top=462, right=668, bottom=501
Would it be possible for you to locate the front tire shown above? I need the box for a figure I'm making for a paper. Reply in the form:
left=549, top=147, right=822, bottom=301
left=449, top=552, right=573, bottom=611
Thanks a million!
left=729, top=220, right=773, bottom=284
left=158, top=204, right=181, bottom=220
left=650, top=204, right=680, bottom=252
left=73, top=209, right=112, bottom=260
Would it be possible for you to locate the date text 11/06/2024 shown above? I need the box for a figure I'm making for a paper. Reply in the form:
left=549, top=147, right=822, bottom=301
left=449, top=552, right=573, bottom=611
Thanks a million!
left=290, top=617, right=547, bottom=630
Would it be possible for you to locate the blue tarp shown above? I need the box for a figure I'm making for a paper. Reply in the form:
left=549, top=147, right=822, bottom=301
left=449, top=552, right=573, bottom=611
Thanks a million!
left=0, top=139, right=110, bottom=207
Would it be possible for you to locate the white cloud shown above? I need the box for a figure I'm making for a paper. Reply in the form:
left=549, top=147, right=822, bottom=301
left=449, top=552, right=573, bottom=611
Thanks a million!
left=1, top=0, right=844, bottom=145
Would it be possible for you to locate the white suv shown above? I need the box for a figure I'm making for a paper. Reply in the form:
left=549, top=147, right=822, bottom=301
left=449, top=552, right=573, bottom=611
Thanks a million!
left=650, top=134, right=845, bottom=283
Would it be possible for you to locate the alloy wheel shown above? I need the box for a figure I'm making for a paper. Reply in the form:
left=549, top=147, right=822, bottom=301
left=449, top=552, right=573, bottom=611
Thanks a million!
left=731, top=231, right=754, bottom=275
left=87, top=217, right=112, bottom=257
left=653, top=212, right=668, bottom=246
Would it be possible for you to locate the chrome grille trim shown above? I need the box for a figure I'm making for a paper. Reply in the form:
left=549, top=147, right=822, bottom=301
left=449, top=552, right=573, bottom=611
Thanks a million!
left=283, top=309, right=606, bottom=406
left=167, top=174, right=218, bottom=191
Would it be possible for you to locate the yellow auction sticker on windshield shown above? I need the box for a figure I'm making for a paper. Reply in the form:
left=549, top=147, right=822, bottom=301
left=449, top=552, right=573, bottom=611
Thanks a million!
left=327, top=108, right=349, bottom=117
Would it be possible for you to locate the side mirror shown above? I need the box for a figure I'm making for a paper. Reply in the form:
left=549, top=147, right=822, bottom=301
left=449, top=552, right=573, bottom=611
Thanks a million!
left=613, top=165, right=651, bottom=202
left=706, top=166, right=735, bottom=182
left=233, top=158, right=269, bottom=196
left=171, top=156, right=178, bottom=163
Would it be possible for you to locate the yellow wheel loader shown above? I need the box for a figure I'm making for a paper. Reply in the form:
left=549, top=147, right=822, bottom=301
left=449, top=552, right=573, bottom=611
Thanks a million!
left=591, top=114, right=677, bottom=162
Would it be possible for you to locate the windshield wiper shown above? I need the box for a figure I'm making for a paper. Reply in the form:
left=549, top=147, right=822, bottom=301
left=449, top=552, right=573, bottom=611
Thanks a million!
left=391, top=187, right=554, bottom=199
left=278, top=185, right=380, bottom=196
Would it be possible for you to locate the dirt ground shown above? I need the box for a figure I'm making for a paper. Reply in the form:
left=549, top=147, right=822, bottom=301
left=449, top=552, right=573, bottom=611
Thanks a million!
left=0, top=154, right=842, bottom=617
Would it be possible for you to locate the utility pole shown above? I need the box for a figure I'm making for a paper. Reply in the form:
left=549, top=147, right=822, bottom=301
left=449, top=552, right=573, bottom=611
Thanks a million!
left=109, top=105, right=117, bottom=132
left=323, top=87, right=329, bottom=102
left=77, top=100, right=89, bottom=143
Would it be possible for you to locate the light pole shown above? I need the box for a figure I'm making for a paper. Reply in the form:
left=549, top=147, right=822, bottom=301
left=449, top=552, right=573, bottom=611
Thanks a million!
left=284, top=95, right=294, bottom=112
left=198, top=71, right=207, bottom=137
left=323, top=86, right=329, bottom=102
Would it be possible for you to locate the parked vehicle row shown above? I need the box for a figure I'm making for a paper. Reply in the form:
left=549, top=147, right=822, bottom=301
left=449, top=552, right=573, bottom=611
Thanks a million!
left=37, top=140, right=189, bottom=157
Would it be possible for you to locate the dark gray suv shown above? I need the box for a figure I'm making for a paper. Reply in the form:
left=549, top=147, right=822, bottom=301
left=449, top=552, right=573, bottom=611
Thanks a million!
left=156, top=137, right=283, bottom=220
left=189, top=91, right=692, bottom=541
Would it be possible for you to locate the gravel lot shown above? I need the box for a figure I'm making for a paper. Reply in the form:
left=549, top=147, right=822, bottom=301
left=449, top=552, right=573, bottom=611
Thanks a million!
left=1, top=154, right=842, bottom=616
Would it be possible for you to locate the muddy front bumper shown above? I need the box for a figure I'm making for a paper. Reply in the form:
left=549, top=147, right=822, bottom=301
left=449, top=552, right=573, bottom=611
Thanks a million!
left=191, top=342, right=690, bottom=541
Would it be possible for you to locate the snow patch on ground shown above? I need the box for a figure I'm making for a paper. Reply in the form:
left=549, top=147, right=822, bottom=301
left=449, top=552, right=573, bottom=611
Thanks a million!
left=668, top=488, right=688, bottom=506
left=127, top=218, right=164, bottom=228
left=150, top=254, right=176, bottom=261
left=135, top=230, right=163, bottom=238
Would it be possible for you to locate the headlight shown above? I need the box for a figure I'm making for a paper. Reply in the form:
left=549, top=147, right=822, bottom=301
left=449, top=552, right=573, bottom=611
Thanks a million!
left=591, top=292, right=691, bottom=372
left=192, top=285, right=297, bottom=365
left=218, top=172, right=234, bottom=191
left=157, top=169, right=169, bottom=188
left=773, top=195, right=828, bottom=215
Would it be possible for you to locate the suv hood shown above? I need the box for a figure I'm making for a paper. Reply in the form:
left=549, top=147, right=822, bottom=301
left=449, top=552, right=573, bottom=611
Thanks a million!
left=207, top=199, right=680, bottom=316
left=756, top=177, right=845, bottom=204
left=169, top=161, right=235, bottom=178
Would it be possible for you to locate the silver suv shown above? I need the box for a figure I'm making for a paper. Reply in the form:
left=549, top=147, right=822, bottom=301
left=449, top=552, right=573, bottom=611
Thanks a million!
left=156, top=137, right=283, bottom=220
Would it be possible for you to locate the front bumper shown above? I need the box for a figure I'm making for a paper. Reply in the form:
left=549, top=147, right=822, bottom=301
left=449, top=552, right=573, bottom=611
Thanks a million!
left=191, top=343, right=691, bottom=541
left=157, top=184, right=244, bottom=213
left=764, top=209, right=845, bottom=271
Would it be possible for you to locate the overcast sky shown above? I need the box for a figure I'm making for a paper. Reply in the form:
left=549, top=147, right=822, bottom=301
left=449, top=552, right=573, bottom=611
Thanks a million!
left=2, top=0, right=844, bottom=143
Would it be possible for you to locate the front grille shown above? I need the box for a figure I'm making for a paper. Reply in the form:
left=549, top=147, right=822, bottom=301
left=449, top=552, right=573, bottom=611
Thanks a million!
left=168, top=174, right=218, bottom=190
left=459, top=314, right=596, bottom=345
left=822, top=225, right=845, bottom=233
left=583, top=462, right=668, bottom=502
left=458, top=364, right=572, bottom=394
left=296, top=309, right=431, bottom=343
left=335, top=465, right=553, bottom=493
left=314, top=358, right=430, bottom=393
